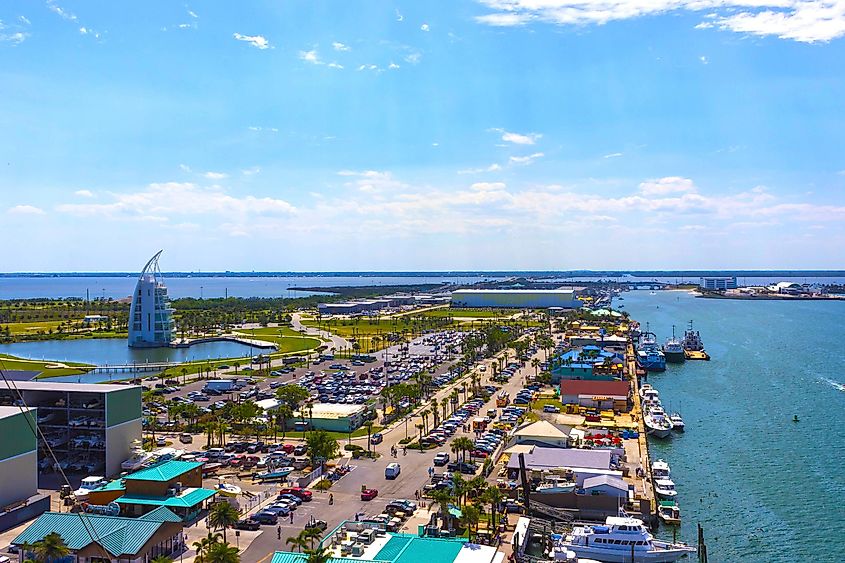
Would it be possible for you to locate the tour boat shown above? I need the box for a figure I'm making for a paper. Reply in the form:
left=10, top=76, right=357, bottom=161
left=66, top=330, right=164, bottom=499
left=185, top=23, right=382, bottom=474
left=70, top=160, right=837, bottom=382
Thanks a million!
left=652, top=459, right=671, bottom=479
left=644, top=411, right=673, bottom=439
left=654, top=479, right=678, bottom=499
left=550, top=515, right=696, bottom=562
left=658, top=501, right=682, bottom=526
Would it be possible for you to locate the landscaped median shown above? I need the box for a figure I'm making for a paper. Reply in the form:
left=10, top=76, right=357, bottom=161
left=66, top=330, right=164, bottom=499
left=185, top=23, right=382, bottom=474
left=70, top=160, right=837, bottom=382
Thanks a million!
left=0, top=353, right=94, bottom=379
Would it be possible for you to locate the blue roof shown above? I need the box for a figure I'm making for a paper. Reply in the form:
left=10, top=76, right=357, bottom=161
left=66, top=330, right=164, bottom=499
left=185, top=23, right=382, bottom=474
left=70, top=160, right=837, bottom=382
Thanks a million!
left=116, top=487, right=217, bottom=508
left=271, top=533, right=468, bottom=563
left=12, top=509, right=180, bottom=556
left=125, top=460, right=202, bottom=482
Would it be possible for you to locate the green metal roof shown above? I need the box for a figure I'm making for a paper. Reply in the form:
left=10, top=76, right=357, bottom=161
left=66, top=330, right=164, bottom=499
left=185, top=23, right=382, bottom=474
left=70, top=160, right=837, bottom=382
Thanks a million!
left=139, top=506, right=183, bottom=522
left=125, top=460, right=202, bottom=482
left=96, top=478, right=127, bottom=492
left=271, top=554, right=381, bottom=563
left=271, top=533, right=468, bottom=563
left=116, top=487, right=217, bottom=508
left=12, top=510, right=179, bottom=557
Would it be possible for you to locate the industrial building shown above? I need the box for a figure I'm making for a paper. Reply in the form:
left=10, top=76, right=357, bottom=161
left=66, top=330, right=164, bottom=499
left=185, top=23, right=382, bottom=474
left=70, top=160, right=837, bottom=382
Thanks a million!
left=450, top=289, right=581, bottom=309
left=0, top=407, right=38, bottom=509
left=129, top=250, right=175, bottom=348
left=559, top=380, right=631, bottom=411
left=0, top=381, right=142, bottom=478
left=699, top=276, right=738, bottom=290
left=316, top=294, right=449, bottom=316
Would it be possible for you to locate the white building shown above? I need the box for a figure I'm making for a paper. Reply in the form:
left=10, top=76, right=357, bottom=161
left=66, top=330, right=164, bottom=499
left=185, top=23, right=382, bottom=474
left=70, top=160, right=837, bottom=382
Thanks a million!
left=699, top=276, right=738, bottom=290
left=450, top=289, right=581, bottom=309
left=128, top=251, right=175, bottom=348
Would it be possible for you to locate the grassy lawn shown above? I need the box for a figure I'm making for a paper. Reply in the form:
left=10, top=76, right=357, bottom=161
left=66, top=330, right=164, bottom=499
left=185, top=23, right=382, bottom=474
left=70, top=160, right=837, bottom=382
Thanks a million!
left=3, top=321, right=67, bottom=335
left=275, top=425, right=384, bottom=441
left=421, top=308, right=517, bottom=319
left=233, top=330, right=321, bottom=355
left=531, top=397, right=564, bottom=412
left=0, top=353, right=94, bottom=379
left=237, top=326, right=309, bottom=338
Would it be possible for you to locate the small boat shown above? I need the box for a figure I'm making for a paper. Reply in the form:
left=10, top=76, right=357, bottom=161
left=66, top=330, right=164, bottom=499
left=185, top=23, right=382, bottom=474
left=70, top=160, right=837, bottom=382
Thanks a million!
left=216, top=482, right=242, bottom=497
left=644, top=411, right=673, bottom=439
left=255, top=467, right=294, bottom=482
left=550, top=514, right=696, bottom=562
left=73, top=476, right=107, bottom=500
left=652, top=459, right=671, bottom=479
left=536, top=475, right=577, bottom=494
left=654, top=479, right=678, bottom=499
left=658, top=500, right=682, bottom=525
left=121, top=450, right=155, bottom=471
left=669, top=412, right=685, bottom=431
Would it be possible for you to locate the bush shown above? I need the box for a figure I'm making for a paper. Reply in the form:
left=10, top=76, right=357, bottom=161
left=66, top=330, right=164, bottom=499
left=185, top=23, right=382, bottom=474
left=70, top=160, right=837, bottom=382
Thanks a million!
left=344, top=444, right=363, bottom=452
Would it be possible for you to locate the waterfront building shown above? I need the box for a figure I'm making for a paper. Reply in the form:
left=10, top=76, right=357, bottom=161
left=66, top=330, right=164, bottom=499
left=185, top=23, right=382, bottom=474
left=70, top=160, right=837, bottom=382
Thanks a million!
left=88, top=459, right=217, bottom=521
left=128, top=250, right=175, bottom=348
left=0, top=406, right=51, bottom=531
left=0, top=381, right=142, bottom=477
left=450, top=289, right=581, bottom=309
left=12, top=506, right=185, bottom=561
left=508, top=420, right=572, bottom=449
left=549, top=346, right=625, bottom=383
left=271, top=520, right=505, bottom=563
left=699, top=276, right=738, bottom=290
left=559, top=380, right=631, bottom=411
left=766, top=281, right=804, bottom=294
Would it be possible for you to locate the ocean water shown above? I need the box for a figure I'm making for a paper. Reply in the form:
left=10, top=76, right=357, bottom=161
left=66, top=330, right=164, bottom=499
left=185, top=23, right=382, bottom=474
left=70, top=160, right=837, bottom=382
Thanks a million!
left=0, top=274, right=503, bottom=300
left=620, top=290, right=845, bottom=562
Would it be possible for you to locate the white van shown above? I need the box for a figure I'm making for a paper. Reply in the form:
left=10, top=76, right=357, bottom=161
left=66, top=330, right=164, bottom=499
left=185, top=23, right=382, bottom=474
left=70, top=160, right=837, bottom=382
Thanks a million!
left=385, top=463, right=401, bottom=480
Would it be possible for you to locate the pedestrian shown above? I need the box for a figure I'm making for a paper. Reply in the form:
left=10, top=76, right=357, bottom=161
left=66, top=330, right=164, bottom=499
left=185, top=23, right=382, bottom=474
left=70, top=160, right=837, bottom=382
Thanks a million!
left=329, top=493, right=334, bottom=505
left=277, top=525, right=281, bottom=540
left=290, top=511, right=294, bottom=524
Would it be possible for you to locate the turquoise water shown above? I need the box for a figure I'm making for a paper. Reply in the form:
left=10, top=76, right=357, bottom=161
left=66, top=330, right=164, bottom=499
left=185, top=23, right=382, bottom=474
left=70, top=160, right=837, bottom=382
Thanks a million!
left=620, top=290, right=845, bottom=562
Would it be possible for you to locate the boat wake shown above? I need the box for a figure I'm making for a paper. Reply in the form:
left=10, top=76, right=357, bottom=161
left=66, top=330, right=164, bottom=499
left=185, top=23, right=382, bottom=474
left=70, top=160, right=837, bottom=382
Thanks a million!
left=819, top=377, right=845, bottom=392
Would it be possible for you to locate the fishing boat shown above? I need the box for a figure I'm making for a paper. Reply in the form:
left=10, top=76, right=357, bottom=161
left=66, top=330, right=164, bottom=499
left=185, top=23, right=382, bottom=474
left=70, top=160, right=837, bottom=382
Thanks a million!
left=550, top=514, right=696, bottom=562
left=654, top=479, right=678, bottom=499
left=254, top=467, right=294, bottom=482
left=658, top=501, right=682, bottom=526
left=662, top=326, right=685, bottom=364
left=73, top=476, right=107, bottom=500
left=669, top=412, right=685, bottom=432
left=681, top=321, right=705, bottom=351
left=216, top=481, right=242, bottom=497
left=652, top=459, right=671, bottom=479
left=644, top=411, right=673, bottom=439
left=121, top=445, right=155, bottom=471
left=636, top=330, right=666, bottom=372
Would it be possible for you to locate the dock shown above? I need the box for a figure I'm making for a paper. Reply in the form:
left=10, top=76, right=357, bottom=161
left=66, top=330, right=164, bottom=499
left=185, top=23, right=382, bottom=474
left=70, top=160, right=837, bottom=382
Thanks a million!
left=624, top=341, right=657, bottom=524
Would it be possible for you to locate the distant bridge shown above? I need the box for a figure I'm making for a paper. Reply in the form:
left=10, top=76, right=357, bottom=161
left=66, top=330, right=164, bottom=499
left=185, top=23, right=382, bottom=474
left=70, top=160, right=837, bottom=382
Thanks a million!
left=89, top=362, right=180, bottom=374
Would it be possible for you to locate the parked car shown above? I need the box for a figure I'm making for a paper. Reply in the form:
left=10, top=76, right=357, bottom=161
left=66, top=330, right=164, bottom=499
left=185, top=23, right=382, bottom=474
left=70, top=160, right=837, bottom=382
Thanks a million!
left=251, top=511, right=278, bottom=525
left=433, top=452, right=450, bottom=466
left=234, top=519, right=261, bottom=531
left=361, top=488, right=379, bottom=501
left=294, top=444, right=308, bottom=455
left=543, top=404, right=561, bottom=413
left=371, top=432, right=383, bottom=445
left=279, top=487, right=312, bottom=501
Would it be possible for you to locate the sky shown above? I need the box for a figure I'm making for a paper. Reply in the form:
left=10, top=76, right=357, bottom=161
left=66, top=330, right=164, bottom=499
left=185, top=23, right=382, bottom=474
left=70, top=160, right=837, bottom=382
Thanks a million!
left=2, top=1, right=845, bottom=272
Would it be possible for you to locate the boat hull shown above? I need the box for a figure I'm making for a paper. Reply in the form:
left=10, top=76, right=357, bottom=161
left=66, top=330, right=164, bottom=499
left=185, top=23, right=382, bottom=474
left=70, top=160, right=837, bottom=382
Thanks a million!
left=645, top=425, right=672, bottom=439
left=564, top=546, right=694, bottom=563
left=663, top=350, right=685, bottom=364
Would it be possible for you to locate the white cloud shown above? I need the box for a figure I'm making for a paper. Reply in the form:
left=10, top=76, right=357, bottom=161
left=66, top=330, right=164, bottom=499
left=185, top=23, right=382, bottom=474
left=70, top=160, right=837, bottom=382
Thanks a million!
left=327, top=62, right=344, bottom=69
left=332, top=41, right=350, bottom=51
left=389, top=62, right=400, bottom=70
left=421, top=23, right=430, bottom=32
left=474, top=0, right=845, bottom=42
left=241, top=167, right=261, bottom=176
left=458, top=163, right=503, bottom=174
left=47, top=1, right=77, bottom=22
left=188, top=10, right=198, bottom=18
left=0, top=31, right=27, bottom=44
left=496, top=129, right=541, bottom=145
left=509, top=152, right=544, bottom=165
left=638, top=177, right=697, bottom=196
left=57, top=183, right=296, bottom=220
left=8, top=204, right=45, bottom=215
left=203, top=171, right=228, bottom=180
left=357, top=64, right=380, bottom=71
left=700, top=55, right=709, bottom=64
left=603, top=152, right=623, bottom=159
left=337, top=170, right=403, bottom=193
left=470, top=182, right=507, bottom=192
left=299, top=49, right=322, bottom=64
left=19, top=16, right=31, bottom=25
left=396, top=9, right=404, bottom=22
left=247, top=126, right=278, bottom=132
left=74, top=189, right=94, bottom=198
left=179, top=164, right=192, bottom=172
left=233, top=33, right=270, bottom=50
left=404, top=52, right=422, bottom=64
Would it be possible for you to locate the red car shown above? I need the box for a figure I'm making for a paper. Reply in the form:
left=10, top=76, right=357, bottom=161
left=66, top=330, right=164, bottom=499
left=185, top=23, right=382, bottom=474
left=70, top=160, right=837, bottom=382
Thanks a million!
left=470, top=450, right=490, bottom=458
left=282, top=444, right=295, bottom=454
left=280, top=487, right=313, bottom=501
left=361, top=488, right=378, bottom=501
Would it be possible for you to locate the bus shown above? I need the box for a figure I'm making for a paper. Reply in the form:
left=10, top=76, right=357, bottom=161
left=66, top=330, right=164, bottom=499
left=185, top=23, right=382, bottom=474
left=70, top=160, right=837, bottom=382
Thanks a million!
left=496, top=391, right=510, bottom=407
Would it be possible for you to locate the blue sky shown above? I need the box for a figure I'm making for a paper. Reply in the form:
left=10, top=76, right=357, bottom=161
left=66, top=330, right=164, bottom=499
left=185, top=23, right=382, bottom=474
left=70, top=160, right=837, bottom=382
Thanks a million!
left=2, top=1, right=845, bottom=272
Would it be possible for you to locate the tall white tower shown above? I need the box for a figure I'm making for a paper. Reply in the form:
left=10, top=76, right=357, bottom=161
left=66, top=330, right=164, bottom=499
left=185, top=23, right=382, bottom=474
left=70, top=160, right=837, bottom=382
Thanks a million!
left=128, top=250, right=175, bottom=348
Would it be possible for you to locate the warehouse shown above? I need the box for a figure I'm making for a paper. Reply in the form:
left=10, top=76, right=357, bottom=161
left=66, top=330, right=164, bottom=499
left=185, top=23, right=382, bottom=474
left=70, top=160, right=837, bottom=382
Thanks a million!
left=450, top=289, right=581, bottom=309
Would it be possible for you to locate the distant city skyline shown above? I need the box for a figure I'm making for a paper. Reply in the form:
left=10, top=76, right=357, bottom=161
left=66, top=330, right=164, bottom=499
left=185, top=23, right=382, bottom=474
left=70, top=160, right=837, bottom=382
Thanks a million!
left=2, top=1, right=844, bottom=271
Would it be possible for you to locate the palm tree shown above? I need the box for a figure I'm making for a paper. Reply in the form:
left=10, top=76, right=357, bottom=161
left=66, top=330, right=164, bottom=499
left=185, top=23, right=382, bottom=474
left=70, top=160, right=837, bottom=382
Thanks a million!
left=364, top=420, right=374, bottom=454
left=32, top=532, right=70, bottom=563
left=206, top=541, right=240, bottom=563
left=208, top=501, right=240, bottom=543
left=301, top=527, right=323, bottom=550
left=303, top=546, right=332, bottom=563
left=430, top=488, right=455, bottom=531
left=459, top=504, right=481, bottom=541
left=193, top=531, right=222, bottom=563
left=482, top=487, right=506, bottom=531
left=286, top=535, right=308, bottom=553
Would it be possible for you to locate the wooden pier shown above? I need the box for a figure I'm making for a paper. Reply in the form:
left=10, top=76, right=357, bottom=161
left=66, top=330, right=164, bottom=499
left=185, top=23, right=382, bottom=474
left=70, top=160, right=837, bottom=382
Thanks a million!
left=626, top=341, right=658, bottom=524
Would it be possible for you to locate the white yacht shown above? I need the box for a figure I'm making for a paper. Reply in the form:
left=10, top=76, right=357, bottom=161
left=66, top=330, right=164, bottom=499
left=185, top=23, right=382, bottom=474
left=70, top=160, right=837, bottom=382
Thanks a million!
left=121, top=449, right=155, bottom=471
left=669, top=412, right=685, bottom=432
left=652, top=459, right=671, bottom=480
left=654, top=479, right=678, bottom=499
left=73, top=476, right=107, bottom=500
left=644, top=411, right=673, bottom=439
left=551, top=515, right=695, bottom=562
